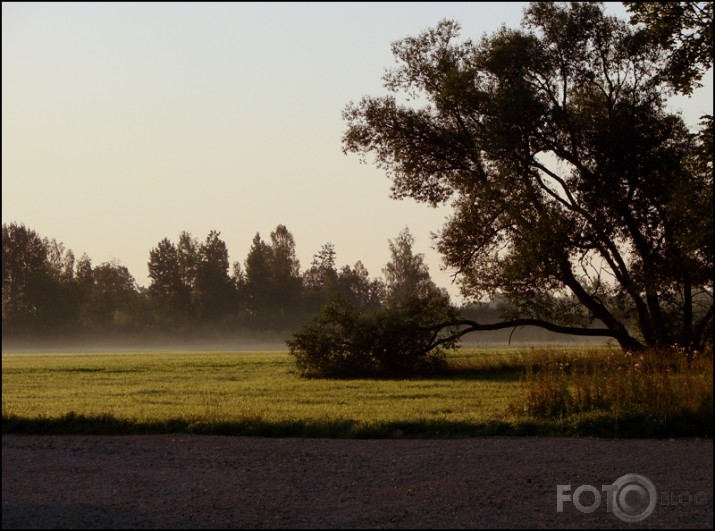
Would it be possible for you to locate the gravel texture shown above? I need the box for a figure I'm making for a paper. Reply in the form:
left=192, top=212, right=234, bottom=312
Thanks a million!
left=2, top=435, right=712, bottom=529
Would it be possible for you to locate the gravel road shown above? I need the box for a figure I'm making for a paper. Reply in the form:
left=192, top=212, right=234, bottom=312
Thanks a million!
left=2, top=435, right=712, bottom=529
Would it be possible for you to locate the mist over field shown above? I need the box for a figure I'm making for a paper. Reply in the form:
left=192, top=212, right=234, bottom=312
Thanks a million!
left=1, top=334, right=288, bottom=354
left=1, top=326, right=615, bottom=355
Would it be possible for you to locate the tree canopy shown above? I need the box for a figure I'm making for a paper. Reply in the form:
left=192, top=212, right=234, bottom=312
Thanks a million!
left=342, top=2, right=713, bottom=352
left=624, top=1, right=713, bottom=94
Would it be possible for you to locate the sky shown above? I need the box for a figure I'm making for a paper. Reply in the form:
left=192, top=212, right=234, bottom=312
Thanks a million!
left=2, top=2, right=712, bottom=302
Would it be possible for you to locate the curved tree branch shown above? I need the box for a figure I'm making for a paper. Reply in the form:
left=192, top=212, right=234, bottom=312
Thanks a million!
left=420, top=316, right=645, bottom=352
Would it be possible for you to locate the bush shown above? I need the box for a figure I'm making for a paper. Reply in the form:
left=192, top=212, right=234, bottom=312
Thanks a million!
left=287, top=293, right=459, bottom=378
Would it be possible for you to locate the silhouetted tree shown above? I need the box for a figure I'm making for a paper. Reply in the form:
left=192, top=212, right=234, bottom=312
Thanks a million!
left=76, top=254, right=93, bottom=284
left=342, top=3, right=713, bottom=351
left=336, top=261, right=385, bottom=311
left=302, top=242, right=339, bottom=315
left=177, top=231, right=199, bottom=294
left=231, top=260, right=246, bottom=306
left=383, top=227, right=443, bottom=305
left=1, top=223, right=61, bottom=335
left=195, top=230, right=235, bottom=322
left=243, top=232, right=273, bottom=323
left=2, top=223, right=47, bottom=334
left=44, top=238, right=75, bottom=284
left=148, top=238, right=190, bottom=327
left=81, top=260, right=140, bottom=331
left=266, top=224, right=303, bottom=321
left=36, top=238, right=79, bottom=333
left=240, top=225, right=305, bottom=327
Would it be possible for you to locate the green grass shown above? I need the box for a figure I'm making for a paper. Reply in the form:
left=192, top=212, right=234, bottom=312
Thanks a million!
left=2, top=348, right=712, bottom=438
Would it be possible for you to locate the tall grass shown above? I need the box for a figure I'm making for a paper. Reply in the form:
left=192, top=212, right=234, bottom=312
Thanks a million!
left=510, top=347, right=713, bottom=436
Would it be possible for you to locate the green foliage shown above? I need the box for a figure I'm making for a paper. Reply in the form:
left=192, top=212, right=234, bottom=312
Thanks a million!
left=81, top=260, right=144, bottom=331
left=383, top=227, right=437, bottom=303
left=195, top=230, right=235, bottom=321
left=288, top=292, right=459, bottom=377
left=242, top=226, right=304, bottom=328
left=302, top=242, right=339, bottom=313
left=148, top=238, right=190, bottom=327
left=2, top=223, right=53, bottom=333
left=303, top=244, right=385, bottom=318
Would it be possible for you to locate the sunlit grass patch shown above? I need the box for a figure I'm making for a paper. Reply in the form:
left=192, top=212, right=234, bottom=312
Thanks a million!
left=2, top=347, right=711, bottom=438
left=2, top=350, right=519, bottom=436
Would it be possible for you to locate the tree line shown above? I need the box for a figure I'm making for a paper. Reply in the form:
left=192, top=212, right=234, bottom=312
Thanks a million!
left=2, top=222, right=460, bottom=340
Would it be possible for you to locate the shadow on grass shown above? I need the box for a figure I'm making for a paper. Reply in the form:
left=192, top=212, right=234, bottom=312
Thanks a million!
left=429, top=367, right=525, bottom=382
left=301, top=367, right=526, bottom=383
left=3, top=411, right=711, bottom=439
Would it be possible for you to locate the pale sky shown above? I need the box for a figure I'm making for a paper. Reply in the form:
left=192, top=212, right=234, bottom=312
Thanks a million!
left=2, top=2, right=712, bottom=301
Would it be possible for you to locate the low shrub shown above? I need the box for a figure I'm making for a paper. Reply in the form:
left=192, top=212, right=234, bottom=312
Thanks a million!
left=287, top=294, right=459, bottom=377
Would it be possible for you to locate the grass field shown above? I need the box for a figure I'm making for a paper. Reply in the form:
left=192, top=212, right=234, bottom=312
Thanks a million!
left=2, top=348, right=712, bottom=438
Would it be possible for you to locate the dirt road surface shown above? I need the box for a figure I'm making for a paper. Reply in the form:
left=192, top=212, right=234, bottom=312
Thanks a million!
left=2, top=435, right=712, bottom=529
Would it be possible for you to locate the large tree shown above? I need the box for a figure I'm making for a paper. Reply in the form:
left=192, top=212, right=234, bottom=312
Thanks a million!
left=148, top=237, right=191, bottom=325
left=383, top=227, right=443, bottom=304
left=2, top=223, right=54, bottom=335
left=302, top=242, right=339, bottom=312
left=81, top=260, right=141, bottom=330
left=342, top=2, right=713, bottom=352
left=266, top=224, right=303, bottom=319
left=195, top=230, right=235, bottom=322
left=177, top=231, right=200, bottom=295
left=243, top=233, right=273, bottom=321
left=2, top=223, right=48, bottom=332
left=337, top=261, right=385, bottom=311
left=242, top=225, right=304, bottom=326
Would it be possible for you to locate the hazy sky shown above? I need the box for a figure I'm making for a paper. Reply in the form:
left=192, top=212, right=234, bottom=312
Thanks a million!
left=3, top=2, right=712, bottom=301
